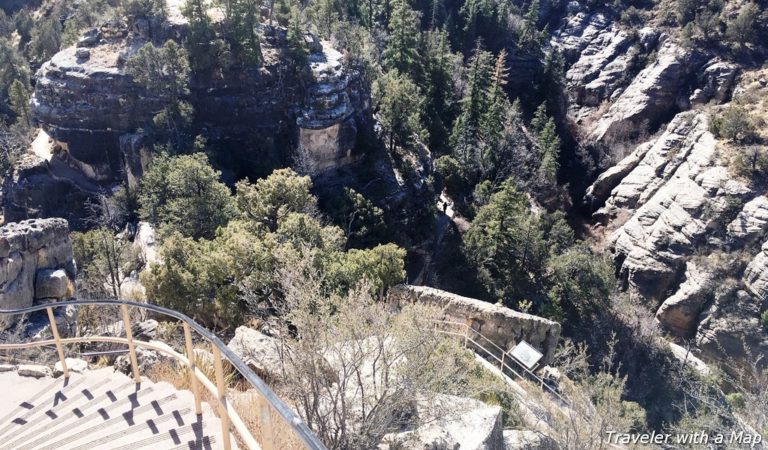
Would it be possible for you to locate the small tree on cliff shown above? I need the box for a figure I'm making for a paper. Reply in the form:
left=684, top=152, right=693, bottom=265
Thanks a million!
left=126, top=40, right=193, bottom=149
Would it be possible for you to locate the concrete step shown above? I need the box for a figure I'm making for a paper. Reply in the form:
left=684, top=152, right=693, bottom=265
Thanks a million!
left=0, top=367, right=238, bottom=450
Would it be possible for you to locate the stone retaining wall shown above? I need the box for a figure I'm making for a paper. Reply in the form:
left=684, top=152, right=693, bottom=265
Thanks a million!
left=387, top=285, right=561, bottom=366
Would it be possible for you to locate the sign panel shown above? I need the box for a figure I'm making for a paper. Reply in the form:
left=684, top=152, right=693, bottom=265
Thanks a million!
left=510, top=340, right=543, bottom=370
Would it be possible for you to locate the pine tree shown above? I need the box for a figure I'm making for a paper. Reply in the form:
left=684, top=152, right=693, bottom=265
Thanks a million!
left=8, top=79, right=31, bottom=128
left=382, top=0, right=421, bottom=77
left=450, top=41, right=492, bottom=169
left=531, top=103, right=560, bottom=185
left=480, top=49, right=509, bottom=153
left=376, top=70, right=426, bottom=153
left=310, top=0, right=340, bottom=39
left=183, top=0, right=220, bottom=72
left=517, top=0, right=540, bottom=49
left=421, top=29, right=454, bottom=152
left=287, top=4, right=308, bottom=62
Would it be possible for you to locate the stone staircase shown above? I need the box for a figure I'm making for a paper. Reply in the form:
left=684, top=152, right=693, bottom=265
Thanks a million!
left=0, top=367, right=236, bottom=450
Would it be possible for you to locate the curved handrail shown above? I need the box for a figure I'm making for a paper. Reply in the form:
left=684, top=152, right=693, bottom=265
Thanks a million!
left=0, top=299, right=326, bottom=450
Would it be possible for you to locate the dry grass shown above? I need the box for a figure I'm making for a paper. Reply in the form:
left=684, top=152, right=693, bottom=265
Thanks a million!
left=145, top=346, right=305, bottom=449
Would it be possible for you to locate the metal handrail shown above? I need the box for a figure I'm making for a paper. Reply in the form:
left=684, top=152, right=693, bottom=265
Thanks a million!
left=432, top=319, right=569, bottom=405
left=0, top=299, right=327, bottom=450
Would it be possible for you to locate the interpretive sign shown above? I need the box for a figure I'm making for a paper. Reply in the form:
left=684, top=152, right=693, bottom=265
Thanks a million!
left=510, top=340, right=543, bottom=370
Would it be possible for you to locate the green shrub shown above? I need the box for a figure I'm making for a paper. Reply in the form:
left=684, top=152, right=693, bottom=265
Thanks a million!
left=710, top=106, right=757, bottom=144
left=761, top=310, right=768, bottom=330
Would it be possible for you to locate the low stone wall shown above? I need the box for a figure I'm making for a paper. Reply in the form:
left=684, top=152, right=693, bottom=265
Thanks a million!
left=0, top=218, right=76, bottom=330
left=388, top=285, right=561, bottom=366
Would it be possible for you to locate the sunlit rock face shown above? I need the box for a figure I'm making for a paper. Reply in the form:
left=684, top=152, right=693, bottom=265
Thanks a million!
left=0, top=219, right=76, bottom=330
left=297, top=42, right=370, bottom=173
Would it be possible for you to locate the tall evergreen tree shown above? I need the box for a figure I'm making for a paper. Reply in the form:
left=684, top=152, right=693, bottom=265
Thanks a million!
left=383, top=0, right=421, bottom=77
left=531, top=103, right=560, bottom=185
left=517, top=0, right=540, bottom=49
left=421, top=29, right=455, bottom=153
left=479, top=49, right=509, bottom=161
left=450, top=41, right=492, bottom=169
left=8, top=79, right=30, bottom=128
left=376, top=70, right=426, bottom=153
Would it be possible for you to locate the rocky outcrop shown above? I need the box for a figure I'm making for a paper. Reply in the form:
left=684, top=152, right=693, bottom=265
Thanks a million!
left=696, top=289, right=768, bottom=372
left=655, top=261, right=715, bottom=337
left=227, top=326, right=284, bottom=382
left=727, top=196, right=768, bottom=245
left=383, top=394, right=504, bottom=450
left=2, top=151, right=102, bottom=230
left=595, top=112, right=750, bottom=300
left=587, top=40, right=690, bottom=143
left=12, top=19, right=372, bottom=227
left=388, top=285, right=561, bottom=365
left=0, top=219, right=76, bottom=330
left=298, top=41, right=368, bottom=172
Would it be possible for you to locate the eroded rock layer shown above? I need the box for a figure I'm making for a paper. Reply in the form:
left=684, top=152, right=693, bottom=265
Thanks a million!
left=0, top=219, right=76, bottom=330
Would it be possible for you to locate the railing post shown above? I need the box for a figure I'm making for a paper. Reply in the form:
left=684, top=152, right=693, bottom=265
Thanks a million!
left=46, top=307, right=69, bottom=379
left=500, top=351, right=505, bottom=372
left=256, top=393, right=276, bottom=450
left=212, top=346, right=232, bottom=450
left=183, top=323, right=203, bottom=415
left=120, top=304, right=141, bottom=383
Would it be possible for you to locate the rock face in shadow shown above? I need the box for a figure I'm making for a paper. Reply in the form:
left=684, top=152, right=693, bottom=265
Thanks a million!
left=8, top=19, right=372, bottom=227
left=387, top=285, right=561, bottom=365
left=0, top=219, right=76, bottom=330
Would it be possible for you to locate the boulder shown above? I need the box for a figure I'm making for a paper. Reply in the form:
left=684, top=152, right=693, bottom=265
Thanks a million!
left=133, top=222, right=159, bottom=266
left=54, top=358, right=89, bottom=377
left=503, top=430, right=558, bottom=450
left=115, top=346, right=160, bottom=376
left=388, top=285, right=561, bottom=365
left=35, top=269, right=72, bottom=300
left=727, top=196, right=768, bottom=245
left=655, top=262, right=715, bottom=337
left=0, top=364, right=17, bottom=372
left=699, top=59, right=739, bottom=104
left=0, top=219, right=76, bottom=330
left=383, top=394, right=504, bottom=450
left=227, top=326, right=285, bottom=382
left=17, top=364, right=52, bottom=378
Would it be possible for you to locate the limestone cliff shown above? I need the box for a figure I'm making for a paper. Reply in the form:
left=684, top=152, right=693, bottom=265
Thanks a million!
left=6, top=17, right=371, bottom=228
left=560, top=6, right=767, bottom=372
left=0, top=219, right=76, bottom=330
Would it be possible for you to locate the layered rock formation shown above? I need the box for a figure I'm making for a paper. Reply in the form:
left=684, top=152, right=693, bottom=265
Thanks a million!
left=582, top=96, right=767, bottom=371
left=7, top=18, right=371, bottom=228
left=0, top=219, right=76, bottom=330
left=388, top=285, right=561, bottom=365
left=554, top=9, right=736, bottom=145
left=297, top=42, right=369, bottom=172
